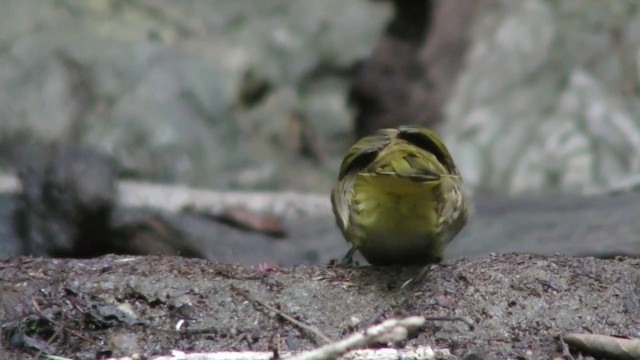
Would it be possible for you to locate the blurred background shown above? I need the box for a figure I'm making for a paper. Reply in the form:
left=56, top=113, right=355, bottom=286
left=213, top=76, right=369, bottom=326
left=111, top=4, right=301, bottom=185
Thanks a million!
left=1, top=0, right=640, bottom=263
left=4, top=0, right=640, bottom=194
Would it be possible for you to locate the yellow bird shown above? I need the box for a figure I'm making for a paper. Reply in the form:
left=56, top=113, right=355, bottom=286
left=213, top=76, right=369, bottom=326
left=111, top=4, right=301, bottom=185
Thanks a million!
left=331, top=125, right=469, bottom=266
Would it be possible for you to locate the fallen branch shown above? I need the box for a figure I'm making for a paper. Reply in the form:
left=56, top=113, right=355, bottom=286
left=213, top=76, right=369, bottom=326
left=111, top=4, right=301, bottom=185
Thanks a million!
left=142, top=345, right=450, bottom=360
left=291, top=316, right=426, bottom=360
left=117, top=316, right=447, bottom=360
left=0, top=173, right=330, bottom=221
left=563, top=332, right=640, bottom=359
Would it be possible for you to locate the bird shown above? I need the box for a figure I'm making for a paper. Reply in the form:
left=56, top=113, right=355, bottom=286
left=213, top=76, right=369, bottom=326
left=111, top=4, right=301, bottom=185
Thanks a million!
left=331, top=125, right=469, bottom=266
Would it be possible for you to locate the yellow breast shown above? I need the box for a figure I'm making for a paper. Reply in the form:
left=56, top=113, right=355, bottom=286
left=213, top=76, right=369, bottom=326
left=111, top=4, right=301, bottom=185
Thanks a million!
left=349, top=173, right=447, bottom=264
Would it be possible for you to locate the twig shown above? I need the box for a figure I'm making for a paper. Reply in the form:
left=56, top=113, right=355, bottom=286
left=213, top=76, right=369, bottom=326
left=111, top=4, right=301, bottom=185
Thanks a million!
left=563, top=332, right=640, bottom=359
left=423, top=316, right=475, bottom=330
left=32, top=300, right=98, bottom=346
left=230, top=285, right=332, bottom=344
left=33, top=318, right=66, bottom=359
left=226, top=332, right=250, bottom=350
left=144, top=345, right=450, bottom=360
left=291, top=316, right=426, bottom=360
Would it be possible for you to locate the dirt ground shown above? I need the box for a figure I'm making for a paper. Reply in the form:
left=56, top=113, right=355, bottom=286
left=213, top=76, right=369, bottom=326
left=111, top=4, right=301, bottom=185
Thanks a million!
left=2, top=253, right=639, bottom=359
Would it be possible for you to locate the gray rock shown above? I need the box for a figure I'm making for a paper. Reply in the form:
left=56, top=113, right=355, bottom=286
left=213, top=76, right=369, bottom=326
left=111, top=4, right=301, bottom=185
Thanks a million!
left=0, top=0, right=390, bottom=191
left=444, top=1, right=640, bottom=194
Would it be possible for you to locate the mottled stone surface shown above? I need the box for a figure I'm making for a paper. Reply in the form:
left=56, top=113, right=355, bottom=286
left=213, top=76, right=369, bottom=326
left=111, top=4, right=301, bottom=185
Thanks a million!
left=445, top=1, right=640, bottom=194
left=0, top=0, right=390, bottom=191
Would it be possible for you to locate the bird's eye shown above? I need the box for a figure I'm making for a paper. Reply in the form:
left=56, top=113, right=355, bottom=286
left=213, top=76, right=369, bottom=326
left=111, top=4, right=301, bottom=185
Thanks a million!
left=339, top=150, right=378, bottom=180
left=397, top=130, right=454, bottom=172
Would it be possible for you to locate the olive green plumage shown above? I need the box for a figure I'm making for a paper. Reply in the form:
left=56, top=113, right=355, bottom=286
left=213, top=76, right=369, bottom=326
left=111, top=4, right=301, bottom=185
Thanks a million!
left=331, top=125, right=469, bottom=265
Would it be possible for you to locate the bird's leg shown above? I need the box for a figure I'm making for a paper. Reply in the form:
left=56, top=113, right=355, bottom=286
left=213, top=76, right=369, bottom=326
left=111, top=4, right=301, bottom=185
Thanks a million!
left=340, top=246, right=358, bottom=266
left=400, top=263, right=435, bottom=289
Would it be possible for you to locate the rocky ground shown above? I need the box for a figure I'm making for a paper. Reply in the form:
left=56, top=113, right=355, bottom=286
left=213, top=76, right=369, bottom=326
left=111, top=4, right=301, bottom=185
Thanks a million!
left=2, top=253, right=639, bottom=359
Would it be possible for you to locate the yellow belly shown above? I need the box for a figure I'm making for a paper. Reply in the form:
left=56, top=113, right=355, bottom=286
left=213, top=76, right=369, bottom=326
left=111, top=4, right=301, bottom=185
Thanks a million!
left=350, top=173, right=446, bottom=265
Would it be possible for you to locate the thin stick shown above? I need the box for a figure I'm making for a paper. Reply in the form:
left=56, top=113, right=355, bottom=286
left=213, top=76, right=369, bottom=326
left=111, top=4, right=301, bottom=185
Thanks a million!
left=32, top=300, right=98, bottom=346
left=424, top=316, right=475, bottom=329
left=33, top=318, right=66, bottom=360
left=230, top=285, right=332, bottom=344
left=291, top=316, right=426, bottom=360
left=148, top=345, right=449, bottom=360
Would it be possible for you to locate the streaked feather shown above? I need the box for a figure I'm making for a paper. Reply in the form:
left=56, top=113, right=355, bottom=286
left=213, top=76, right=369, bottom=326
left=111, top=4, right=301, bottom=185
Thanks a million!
left=331, top=125, right=469, bottom=265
